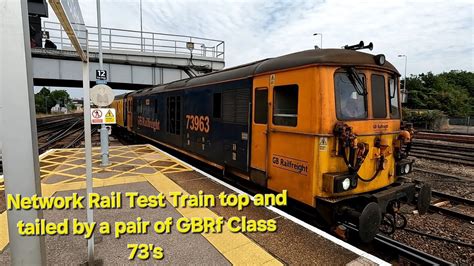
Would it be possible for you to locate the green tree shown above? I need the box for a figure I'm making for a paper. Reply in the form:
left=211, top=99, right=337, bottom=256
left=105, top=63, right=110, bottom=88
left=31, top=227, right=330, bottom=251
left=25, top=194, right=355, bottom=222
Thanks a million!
left=35, top=87, right=51, bottom=113
left=49, top=90, right=71, bottom=107
left=34, top=88, right=74, bottom=114
left=404, top=71, right=473, bottom=116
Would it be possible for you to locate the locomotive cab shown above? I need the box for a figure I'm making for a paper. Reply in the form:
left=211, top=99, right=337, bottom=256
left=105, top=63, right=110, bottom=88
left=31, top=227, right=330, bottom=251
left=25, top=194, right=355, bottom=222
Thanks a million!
left=249, top=49, right=431, bottom=242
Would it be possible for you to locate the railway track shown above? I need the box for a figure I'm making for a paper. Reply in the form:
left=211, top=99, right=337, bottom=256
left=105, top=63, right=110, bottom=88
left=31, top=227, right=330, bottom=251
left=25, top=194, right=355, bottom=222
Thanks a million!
left=38, top=117, right=85, bottom=153
left=415, top=131, right=474, bottom=144
left=410, top=138, right=474, bottom=166
left=411, top=168, right=473, bottom=221
left=0, top=114, right=85, bottom=175
left=343, top=223, right=452, bottom=265
left=413, top=168, right=473, bottom=182
left=429, top=190, right=474, bottom=222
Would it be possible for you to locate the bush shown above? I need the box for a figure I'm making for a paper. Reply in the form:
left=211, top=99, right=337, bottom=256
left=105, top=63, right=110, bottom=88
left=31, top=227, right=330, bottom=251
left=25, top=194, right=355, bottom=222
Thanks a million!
left=402, top=108, right=447, bottom=130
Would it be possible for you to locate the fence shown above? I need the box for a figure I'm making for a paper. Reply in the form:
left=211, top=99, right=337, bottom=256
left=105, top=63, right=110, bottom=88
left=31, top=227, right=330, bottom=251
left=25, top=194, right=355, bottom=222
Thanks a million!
left=42, top=21, right=225, bottom=59
left=447, top=117, right=472, bottom=134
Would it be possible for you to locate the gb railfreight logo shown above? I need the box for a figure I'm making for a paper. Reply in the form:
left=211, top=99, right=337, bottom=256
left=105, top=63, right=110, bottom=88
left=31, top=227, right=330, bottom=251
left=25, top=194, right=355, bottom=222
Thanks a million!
left=272, top=155, right=309, bottom=176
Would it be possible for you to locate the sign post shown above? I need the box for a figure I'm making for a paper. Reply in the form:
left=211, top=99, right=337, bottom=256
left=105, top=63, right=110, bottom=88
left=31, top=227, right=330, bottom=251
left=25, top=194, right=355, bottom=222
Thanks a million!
left=48, top=0, right=96, bottom=264
left=96, top=0, right=110, bottom=167
left=82, top=46, right=95, bottom=266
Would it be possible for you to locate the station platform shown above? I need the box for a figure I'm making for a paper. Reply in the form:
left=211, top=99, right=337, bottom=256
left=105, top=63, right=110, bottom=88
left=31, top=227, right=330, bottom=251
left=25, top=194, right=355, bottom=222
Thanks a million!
left=0, top=144, right=387, bottom=265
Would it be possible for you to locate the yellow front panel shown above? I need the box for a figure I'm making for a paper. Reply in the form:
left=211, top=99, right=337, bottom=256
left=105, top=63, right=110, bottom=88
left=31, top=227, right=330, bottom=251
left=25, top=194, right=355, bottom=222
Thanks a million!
left=316, top=66, right=400, bottom=198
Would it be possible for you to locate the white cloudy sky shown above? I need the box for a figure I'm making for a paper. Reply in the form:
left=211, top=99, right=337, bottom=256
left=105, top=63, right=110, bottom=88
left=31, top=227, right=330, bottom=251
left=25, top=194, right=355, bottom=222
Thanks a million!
left=41, top=0, right=473, bottom=97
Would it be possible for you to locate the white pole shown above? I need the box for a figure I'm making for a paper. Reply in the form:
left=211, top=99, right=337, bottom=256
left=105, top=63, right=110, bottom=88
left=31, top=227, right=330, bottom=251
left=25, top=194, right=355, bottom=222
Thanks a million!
left=97, top=0, right=109, bottom=166
left=140, top=0, right=143, bottom=51
left=97, top=0, right=103, bottom=69
left=403, top=56, right=407, bottom=94
left=398, top=54, right=408, bottom=103
left=1, top=1, right=46, bottom=263
left=82, top=38, right=95, bottom=265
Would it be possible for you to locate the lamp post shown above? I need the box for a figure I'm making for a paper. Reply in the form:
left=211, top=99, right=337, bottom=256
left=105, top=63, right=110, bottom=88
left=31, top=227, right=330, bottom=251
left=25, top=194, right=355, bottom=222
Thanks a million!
left=398, top=54, right=407, bottom=103
left=313, top=33, right=323, bottom=48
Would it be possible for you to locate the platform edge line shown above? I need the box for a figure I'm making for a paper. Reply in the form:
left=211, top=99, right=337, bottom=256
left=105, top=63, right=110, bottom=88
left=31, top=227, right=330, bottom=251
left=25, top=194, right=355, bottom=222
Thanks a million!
left=146, top=144, right=390, bottom=266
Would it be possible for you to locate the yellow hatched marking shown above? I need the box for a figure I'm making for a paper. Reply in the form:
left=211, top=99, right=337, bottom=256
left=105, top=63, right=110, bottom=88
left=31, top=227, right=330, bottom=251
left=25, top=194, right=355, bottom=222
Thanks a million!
left=0, top=175, right=148, bottom=251
left=144, top=171, right=282, bottom=265
left=0, top=144, right=218, bottom=257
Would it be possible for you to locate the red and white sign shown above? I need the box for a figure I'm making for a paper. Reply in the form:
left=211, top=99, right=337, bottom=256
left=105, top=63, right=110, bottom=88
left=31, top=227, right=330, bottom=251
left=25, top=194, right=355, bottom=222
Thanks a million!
left=91, top=108, right=116, bottom=124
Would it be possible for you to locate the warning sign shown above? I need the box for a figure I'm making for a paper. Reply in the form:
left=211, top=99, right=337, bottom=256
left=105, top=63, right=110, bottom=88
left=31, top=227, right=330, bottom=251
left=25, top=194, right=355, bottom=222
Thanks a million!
left=319, top=137, right=328, bottom=151
left=269, top=74, right=275, bottom=87
left=104, top=109, right=115, bottom=123
left=91, top=108, right=116, bottom=124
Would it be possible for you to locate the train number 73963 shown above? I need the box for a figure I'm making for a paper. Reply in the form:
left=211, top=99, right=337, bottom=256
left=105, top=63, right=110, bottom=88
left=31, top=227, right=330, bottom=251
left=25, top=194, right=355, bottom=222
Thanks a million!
left=186, top=115, right=210, bottom=133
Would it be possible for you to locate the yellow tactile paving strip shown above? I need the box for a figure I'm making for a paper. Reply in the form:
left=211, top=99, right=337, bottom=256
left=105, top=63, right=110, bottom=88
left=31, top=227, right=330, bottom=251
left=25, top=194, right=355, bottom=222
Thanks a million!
left=0, top=144, right=281, bottom=265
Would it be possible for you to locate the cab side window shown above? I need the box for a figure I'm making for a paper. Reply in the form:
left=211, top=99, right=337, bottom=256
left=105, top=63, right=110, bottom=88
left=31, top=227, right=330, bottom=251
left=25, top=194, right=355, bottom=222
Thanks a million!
left=371, top=74, right=387, bottom=118
left=254, top=89, right=268, bottom=124
left=389, top=77, right=400, bottom=118
left=273, top=85, right=298, bottom=127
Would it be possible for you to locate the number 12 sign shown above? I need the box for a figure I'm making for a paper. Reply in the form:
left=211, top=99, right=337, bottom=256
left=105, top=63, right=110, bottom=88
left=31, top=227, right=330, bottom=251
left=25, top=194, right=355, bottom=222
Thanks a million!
left=96, top=69, right=107, bottom=80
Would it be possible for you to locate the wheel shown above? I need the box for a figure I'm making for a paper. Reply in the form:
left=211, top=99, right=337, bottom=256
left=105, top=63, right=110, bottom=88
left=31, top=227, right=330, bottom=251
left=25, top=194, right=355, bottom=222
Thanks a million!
left=417, top=184, right=431, bottom=214
left=379, top=213, right=395, bottom=235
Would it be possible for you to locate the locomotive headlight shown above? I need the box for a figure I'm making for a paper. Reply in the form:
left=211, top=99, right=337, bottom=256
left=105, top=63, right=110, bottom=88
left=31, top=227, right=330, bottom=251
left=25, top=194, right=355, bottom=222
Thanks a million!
left=374, top=54, right=385, bottom=66
left=404, top=164, right=411, bottom=174
left=396, top=160, right=413, bottom=176
left=342, top=178, right=351, bottom=190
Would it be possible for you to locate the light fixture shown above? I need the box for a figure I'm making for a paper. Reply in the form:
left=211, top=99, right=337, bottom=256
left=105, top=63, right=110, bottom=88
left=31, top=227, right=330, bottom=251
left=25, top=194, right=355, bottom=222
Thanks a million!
left=404, top=164, right=411, bottom=174
left=342, top=178, right=351, bottom=190
left=374, top=54, right=385, bottom=66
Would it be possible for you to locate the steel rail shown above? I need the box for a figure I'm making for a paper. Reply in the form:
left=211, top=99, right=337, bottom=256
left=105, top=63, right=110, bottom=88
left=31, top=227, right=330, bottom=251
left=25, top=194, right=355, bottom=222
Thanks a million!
left=38, top=123, right=83, bottom=153
left=65, top=127, right=99, bottom=149
left=432, top=190, right=474, bottom=206
left=429, top=205, right=474, bottom=222
left=46, top=119, right=81, bottom=141
left=409, top=152, right=474, bottom=166
left=428, top=189, right=474, bottom=222
left=412, top=168, right=473, bottom=181
left=403, top=228, right=474, bottom=248
left=343, top=223, right=452, bottom=265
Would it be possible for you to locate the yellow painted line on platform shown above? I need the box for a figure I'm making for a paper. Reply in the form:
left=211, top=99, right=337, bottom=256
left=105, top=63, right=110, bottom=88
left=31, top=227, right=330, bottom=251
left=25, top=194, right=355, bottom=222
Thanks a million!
left=0, top=174, right=148, bottom=251
left=0, top=210, right=9, bottom=252
left=144, top=170, right=282, bottom=265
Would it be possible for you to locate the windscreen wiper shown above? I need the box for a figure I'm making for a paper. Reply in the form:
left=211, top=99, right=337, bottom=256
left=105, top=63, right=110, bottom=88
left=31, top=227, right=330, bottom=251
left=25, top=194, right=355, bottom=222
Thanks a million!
left=346, top=67, right=367, bottom=96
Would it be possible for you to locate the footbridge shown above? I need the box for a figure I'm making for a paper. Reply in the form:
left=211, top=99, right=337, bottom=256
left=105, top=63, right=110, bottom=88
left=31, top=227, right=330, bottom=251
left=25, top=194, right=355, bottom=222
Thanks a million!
left=32, top=22, right=225, bottom=90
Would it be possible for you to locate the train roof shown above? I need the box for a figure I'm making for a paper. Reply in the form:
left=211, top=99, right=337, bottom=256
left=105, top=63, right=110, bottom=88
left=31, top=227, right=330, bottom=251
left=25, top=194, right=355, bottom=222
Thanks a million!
left=127, top=48, right=400, bottom=97
left=256, top=49, right=399, bottom=75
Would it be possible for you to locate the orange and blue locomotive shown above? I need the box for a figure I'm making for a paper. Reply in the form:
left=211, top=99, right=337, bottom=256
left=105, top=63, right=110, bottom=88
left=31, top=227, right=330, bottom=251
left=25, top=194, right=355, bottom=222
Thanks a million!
left=112, top=43, right=431, bottom=242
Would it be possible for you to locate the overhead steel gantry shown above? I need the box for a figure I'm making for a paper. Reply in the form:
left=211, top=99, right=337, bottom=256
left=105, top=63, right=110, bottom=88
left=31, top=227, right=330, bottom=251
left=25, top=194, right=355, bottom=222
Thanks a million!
left=32, top=22, right=226, bottom=90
